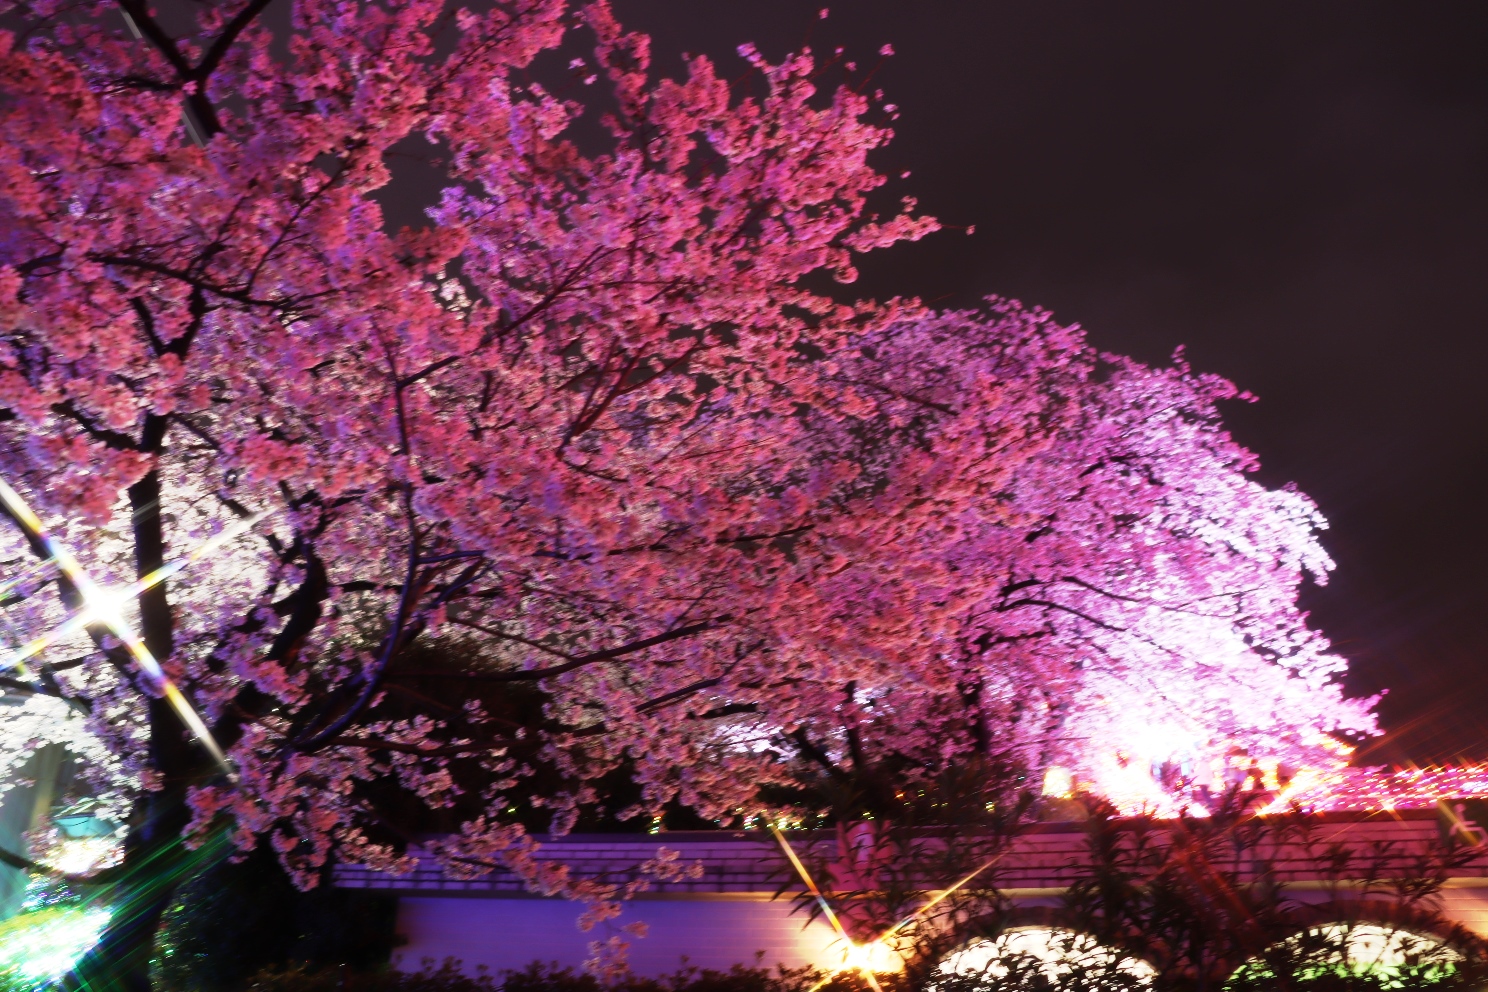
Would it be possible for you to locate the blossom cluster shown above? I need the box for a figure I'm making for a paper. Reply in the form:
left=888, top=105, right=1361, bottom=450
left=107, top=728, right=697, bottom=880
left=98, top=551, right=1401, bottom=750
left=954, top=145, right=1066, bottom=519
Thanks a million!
left=0, top=0, right=1379, bottom=943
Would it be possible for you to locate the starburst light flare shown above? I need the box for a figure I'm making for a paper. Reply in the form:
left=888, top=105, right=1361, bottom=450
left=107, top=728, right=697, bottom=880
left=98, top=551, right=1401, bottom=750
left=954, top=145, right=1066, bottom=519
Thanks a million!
left=769, top=824, right=886, bottom=992
left=0, top=506, right=274, bottom=674
left=0, top=475, right=243, bottom=776
left=771, top=824, right=1011, bottom=990
left=868, top=850, right=1006, bottom=948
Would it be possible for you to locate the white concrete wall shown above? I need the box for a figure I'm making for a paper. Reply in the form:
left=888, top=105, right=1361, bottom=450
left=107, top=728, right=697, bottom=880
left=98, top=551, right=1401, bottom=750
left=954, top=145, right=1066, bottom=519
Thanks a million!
left=393, top=896, right=846, bottom=978
left=394, top=884, right=1488, bottom=980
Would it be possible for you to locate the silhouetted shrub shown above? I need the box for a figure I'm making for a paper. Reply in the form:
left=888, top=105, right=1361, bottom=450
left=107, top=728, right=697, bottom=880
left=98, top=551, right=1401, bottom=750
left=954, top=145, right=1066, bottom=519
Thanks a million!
left=241, top=960, right=843, bottom=992
left=152, top=846, right=398, bottom=992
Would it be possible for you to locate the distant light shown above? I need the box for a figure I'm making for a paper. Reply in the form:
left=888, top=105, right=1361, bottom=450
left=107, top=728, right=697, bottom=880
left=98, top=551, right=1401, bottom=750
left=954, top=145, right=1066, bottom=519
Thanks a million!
left=43, top=836, right=122, bottom=875
left=0, top=475, right=241, bottom=776
left=1041, top=766, right=1074, bottom=799
left=835, top=940, right=905, bottom=975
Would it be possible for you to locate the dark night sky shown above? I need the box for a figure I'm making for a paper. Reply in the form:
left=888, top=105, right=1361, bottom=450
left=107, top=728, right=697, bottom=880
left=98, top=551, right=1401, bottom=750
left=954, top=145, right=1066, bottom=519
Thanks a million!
left=606, top=1, right=1488, bottom=762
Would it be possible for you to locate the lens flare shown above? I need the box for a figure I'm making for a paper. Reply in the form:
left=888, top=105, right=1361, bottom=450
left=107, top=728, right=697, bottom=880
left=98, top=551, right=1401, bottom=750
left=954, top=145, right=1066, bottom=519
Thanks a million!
left=770, top=821, right=1016, bottom=992
left=870, top=849, right=1005, bottom=946
left=0, top=477, right=265, bottom=776
left=769, top=824, right=886, bottom=992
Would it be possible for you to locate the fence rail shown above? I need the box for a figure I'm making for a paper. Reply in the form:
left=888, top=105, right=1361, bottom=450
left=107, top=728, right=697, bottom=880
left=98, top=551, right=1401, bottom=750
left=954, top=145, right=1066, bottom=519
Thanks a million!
left=333, top=810, right=1488, bottom=897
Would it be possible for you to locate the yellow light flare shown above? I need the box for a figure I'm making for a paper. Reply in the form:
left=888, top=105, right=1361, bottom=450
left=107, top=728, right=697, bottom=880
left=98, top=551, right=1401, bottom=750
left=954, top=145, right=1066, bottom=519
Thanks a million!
left=1040, top=765, right=1073, bottom=799
left=128, top=507, right=274, bottom=596
left=871, top=848, right=1005, bottom=946
left=1314, top=732, right=1355, bottom=758
left=772, top=818, right=1017, bottom=992
left=769, top=824, right=886, bottom=992
left=1256, top=766, right=1328, bottom=816
left=0, top=477, right=251, bottom=776
left=0, top=507, right=272, bottom=674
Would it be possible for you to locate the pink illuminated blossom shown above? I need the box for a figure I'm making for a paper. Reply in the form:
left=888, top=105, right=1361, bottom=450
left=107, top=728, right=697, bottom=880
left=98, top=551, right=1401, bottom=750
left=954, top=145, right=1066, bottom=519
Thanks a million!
left=0, top=1, right=1374, bottom=979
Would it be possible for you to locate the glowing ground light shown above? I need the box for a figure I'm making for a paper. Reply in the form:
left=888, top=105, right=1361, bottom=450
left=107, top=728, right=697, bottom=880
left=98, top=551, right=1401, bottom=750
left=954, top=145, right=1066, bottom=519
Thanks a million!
left=37, top=835, right=122, bottom=876
left=1229, top=924, right=1461, bottom=987
left=0, top=905, right=111, bottom=984
left=934, top=928, right=1157, bottom=988
left=0, top=476, right=267, bottom=777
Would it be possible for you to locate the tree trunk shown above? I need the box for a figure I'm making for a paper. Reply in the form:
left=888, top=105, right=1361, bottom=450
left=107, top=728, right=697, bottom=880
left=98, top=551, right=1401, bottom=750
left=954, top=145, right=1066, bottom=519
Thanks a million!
left=66, top=783, right=192, bottom=992
left=67, top=463, right=211, bottom=991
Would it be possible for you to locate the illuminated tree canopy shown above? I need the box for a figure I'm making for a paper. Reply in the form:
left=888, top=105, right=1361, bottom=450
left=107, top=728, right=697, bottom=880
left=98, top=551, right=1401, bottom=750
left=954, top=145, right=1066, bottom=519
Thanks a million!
left=0, top=0, right=1372, bottom=985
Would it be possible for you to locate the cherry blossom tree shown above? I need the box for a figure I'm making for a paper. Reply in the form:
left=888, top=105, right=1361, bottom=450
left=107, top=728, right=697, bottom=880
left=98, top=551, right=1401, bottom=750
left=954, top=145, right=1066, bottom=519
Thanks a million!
left=779, top=308, right=1376, bottom=818
left=0, top=1, right=1371, bottom=987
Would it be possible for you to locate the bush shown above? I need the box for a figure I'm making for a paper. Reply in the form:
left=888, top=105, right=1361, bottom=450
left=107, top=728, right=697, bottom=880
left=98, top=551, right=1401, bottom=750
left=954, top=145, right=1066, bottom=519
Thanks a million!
left=152, top=846, right=398, bottom=992
left=244, top=958, right=495, bottom=992
left=243, top=960, right=840, bottom=992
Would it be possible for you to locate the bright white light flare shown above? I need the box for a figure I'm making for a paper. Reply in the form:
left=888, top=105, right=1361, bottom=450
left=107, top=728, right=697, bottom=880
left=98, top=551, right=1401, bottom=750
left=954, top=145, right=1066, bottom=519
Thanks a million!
left=0, top=905, right=110, bottom=982
left=0, top=477, right=263, bottom=775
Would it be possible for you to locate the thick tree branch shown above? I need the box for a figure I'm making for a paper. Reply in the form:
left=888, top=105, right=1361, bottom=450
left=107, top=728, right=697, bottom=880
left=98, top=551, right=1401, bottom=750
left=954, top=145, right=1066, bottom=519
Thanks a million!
left=324, top=736, right=499, bottom=758
left=634, top=676, right=723, bottom=714
left=115, top=0, right=193, bottom=77
left=91, top=255, right=302, bottom=307
left=393, top=619, right=720, bottom=683
left=293, top=485, right=429, bottom=752
left=791, top=728, right=850, bottom=784
left=190, top=0, right=277, bottom=83
left=998, top=597, right=1126, bottom=634
left=0, top=671, right=93, bottom=715
left=50, top=400, right=139, bottom=451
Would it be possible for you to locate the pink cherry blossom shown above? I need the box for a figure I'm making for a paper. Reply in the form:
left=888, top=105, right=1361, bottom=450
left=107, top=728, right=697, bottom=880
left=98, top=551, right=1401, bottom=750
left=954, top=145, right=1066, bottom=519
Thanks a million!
left=0, top=2, right=1370, bottom=983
